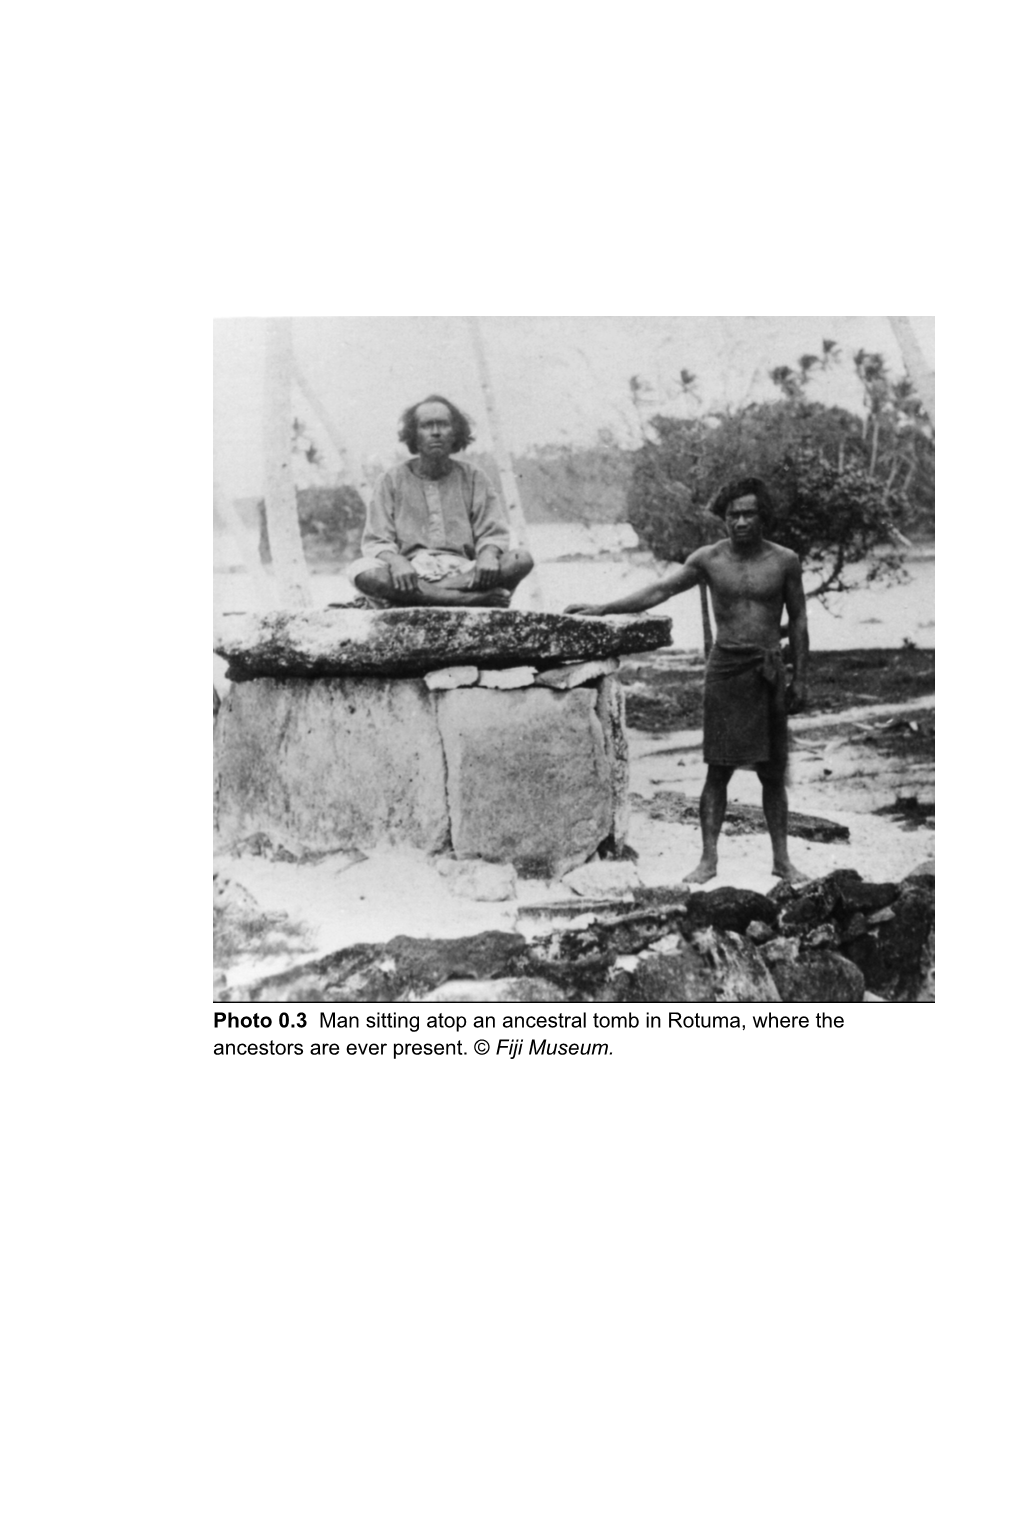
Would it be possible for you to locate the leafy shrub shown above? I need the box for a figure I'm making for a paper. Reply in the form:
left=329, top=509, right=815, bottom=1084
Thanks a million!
left=258, top=484, right=366, bottom=567
left=627, top=403, right=906, bottom=602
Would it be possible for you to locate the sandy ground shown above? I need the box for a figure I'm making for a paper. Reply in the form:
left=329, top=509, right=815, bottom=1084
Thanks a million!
left=214, top=526, right=934, bottom=991
left=626, top=710, right=934, bottom=894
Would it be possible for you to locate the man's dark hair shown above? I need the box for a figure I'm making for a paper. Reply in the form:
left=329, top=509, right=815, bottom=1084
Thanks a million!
left=711, top=476, right=776, bottom=531
left=397, top=395, right=476, bottom=455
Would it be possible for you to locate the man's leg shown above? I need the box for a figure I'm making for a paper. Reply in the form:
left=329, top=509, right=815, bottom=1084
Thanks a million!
left=684, top=764, right=733, bottom=883
left=352, top=566, right=512, bottom=607
left=425, top=548, right=534, bottom=604
left=756, top=765, right=809, bottom=884
left=351, top=566, right=399, bottom=603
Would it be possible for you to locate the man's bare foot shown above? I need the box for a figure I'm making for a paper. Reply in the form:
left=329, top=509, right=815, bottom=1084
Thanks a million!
left=682, top=858, right=718, bottom=885
left=772, top=860, right=810, bottom=886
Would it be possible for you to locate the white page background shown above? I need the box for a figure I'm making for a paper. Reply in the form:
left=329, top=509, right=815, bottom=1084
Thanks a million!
left=7, top=7, right=1004, bottom=1528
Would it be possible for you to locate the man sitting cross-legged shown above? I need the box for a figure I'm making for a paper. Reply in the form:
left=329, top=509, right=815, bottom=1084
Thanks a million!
left=567, top=477, right=810, bottom=886
left=348, top=395, right=533, bottom=608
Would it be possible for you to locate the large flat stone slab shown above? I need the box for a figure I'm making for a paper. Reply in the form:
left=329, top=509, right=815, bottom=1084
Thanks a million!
left=215, top=677, right=449, bottom=855
left=215, top=607, right=672, bottom=679
left=437, top=687, right=615, bottom=877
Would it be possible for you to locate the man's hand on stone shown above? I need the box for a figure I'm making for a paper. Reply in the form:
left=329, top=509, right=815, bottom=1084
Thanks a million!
left=787, top=680, right=808, bottom=714
left=564, top=603, right=605, bottom=615
left=474, top=548, right=503, bottom=590
left=388, top=556, right=419, bottom=593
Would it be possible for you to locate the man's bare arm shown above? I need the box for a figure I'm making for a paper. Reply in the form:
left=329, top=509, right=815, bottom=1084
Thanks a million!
left=363, top=477, right=419, bottom=591
left=565, top=554, right=704, bottom=615
left=784, top=553, right=809, bottom=711
left=379, top=550, right=419, bottom=592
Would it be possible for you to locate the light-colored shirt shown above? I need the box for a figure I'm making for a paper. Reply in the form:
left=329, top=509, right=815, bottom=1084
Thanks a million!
left=361, top=459, right=509, bottom=565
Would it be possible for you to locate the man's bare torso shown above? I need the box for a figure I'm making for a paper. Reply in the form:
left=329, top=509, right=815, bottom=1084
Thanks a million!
left=693, top=539, right=797, bottom=648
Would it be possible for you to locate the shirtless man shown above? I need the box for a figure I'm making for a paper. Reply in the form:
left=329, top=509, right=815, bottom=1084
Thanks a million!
left=567, top=477, right=810, bottom=885
left=348, top=395, right=534, bottom=608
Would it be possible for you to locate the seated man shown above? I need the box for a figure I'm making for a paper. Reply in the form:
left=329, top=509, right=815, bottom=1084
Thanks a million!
left=348, top=395, right=534, bottom=607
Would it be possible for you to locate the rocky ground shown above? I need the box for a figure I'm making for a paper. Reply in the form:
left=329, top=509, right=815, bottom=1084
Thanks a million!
left=216, top=867, right=935, bottom=1006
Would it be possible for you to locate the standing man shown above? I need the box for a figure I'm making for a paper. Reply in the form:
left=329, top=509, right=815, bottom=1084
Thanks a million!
left=348, top=395, right=534, bottom=607
left=567, top=477, right=810, bottom=885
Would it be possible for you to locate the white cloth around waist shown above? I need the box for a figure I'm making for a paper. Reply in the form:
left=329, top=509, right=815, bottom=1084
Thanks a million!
left=347, top=550, right=476, bottom=584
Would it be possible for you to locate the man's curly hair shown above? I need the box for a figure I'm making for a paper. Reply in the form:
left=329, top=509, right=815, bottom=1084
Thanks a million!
left=397, top=395, right=476, bottom=455
left=709, top=476, right=777, bottom=532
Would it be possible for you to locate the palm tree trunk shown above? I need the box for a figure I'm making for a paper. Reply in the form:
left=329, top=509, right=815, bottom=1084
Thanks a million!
left=214, top=482, right=276, bottom=610
left=888, top=317, right=935, bottom=425
left=263, top=318, right=311, bottom=607
left=467, top=317, right=542, bottom=608
left=291, top=355, right=373, bottom=509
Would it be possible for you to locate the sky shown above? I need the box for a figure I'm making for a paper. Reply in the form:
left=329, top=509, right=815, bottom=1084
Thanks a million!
left=214, top=316, right=935, bottom=500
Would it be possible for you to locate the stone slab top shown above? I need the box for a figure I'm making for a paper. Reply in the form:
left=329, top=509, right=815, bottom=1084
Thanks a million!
left=215, top=606, right=673, bottom=679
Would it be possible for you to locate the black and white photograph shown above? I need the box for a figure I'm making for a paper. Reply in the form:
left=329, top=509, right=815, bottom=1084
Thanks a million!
left=213, top=317, right=935, bottom=1004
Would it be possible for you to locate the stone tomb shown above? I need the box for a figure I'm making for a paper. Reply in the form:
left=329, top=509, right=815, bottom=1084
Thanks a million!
left=215, top=607, right=672, bottom=878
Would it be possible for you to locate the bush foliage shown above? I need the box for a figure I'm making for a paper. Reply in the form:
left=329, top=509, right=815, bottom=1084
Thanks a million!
left=258, top=484, right=366, bottom=568
left=626, top=336, right=935, bottom=602
left=509, top=440, right=634, bottom=525
left=627, top=401, right=910, bottom=601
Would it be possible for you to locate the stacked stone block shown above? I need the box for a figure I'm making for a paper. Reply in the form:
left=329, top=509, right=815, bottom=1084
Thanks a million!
left=214, top=608, right=672, bottom=878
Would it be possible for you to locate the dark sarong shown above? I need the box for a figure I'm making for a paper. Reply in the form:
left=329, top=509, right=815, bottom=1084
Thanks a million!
left=703, top=643, right=788, bottom=773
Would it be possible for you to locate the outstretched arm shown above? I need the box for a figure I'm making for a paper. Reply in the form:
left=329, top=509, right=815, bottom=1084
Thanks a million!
left=565, top=554, right=704, bottom=615
left=784, top=554, right=809, bottom=712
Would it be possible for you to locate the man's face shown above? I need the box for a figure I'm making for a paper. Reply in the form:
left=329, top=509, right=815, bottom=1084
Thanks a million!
left=415, top=402, right=455, bottom=460
left=725, top=494, right=762, bottom=544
